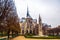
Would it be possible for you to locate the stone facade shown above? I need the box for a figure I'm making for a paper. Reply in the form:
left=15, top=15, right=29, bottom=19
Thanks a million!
left=20, top=8, right=43, bottom=35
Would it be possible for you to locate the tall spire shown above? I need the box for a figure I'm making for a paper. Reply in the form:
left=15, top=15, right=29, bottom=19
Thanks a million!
left=39, top=14, right=42, bottom=24
left=26, top=6, right=31, bottom=18
left=38, top=14, right=43, bottom=36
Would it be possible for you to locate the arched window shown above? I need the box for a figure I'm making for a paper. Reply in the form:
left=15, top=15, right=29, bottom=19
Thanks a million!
left=30, top=30, right=32, bottom=34
left=26, top=30, right=28, bottom=33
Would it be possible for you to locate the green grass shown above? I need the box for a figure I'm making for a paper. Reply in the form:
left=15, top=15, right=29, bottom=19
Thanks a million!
left=24, top=35, right=60, bottom=39
left=0, top=38, right=7, bottom=40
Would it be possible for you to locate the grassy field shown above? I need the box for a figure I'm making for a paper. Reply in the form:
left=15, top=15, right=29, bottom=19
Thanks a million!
left=12, top=36, right=60, bottom=40
left=25, top=35, right=60, bottom=39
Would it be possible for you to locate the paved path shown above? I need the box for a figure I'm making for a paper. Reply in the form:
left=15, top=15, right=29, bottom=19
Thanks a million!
left=12, top=36, right=60, bottom=40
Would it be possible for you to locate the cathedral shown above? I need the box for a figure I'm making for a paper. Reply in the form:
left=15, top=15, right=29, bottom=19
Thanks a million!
left=20, top=7, right=43, bottom=36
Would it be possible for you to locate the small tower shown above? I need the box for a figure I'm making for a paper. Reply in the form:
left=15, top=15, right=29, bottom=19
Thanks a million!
left=38, top=14, right=43, bottom=36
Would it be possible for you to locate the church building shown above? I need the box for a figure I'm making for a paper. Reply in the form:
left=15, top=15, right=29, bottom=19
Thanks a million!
left=20, top=7, right=43, bottom=36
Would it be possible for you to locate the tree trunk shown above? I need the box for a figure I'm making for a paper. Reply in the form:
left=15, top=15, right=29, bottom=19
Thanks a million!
left=7, top=29, right=10, bottom=38
left=12, top=30, right=14, bottom=38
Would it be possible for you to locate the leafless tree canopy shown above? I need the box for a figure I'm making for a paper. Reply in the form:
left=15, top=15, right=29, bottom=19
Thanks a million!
left=0, top=0, right=20, bottom=32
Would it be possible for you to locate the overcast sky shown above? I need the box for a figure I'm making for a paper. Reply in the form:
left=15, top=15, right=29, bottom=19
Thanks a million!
left=14, top=0, right=60, bottom=28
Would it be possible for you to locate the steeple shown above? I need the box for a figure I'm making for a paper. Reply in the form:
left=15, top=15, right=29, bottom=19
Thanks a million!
left=26, top=6, right=31, bottom=18
left=38, top=14, right=43, bottom=36
left=39, top=14, right=42, bottom=24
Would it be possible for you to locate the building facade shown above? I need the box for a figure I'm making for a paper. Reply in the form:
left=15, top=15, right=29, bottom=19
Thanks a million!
left=20, top=7, right=43, bottom=35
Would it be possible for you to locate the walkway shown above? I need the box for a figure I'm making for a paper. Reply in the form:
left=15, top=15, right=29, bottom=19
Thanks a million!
left=12, top=36, right=60, bottom=40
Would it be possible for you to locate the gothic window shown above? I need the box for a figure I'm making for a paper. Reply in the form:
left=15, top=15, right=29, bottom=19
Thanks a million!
left=26, top=30, right=28, bottom=33
left=30, top=30, right=32, bottom=34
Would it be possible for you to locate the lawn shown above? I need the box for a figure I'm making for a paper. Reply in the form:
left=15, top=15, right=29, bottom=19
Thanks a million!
left=25, top=35, right=60, bottom=39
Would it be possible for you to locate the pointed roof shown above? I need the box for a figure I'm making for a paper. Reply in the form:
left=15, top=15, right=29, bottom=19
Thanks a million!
left=39, top=14, right=41, bottom=20
left=39, top=14, right=42, bottom=23
left=26, top=7, right=31, bottom=18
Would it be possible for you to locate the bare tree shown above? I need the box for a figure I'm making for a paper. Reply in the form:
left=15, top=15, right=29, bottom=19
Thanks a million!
left=0, top=0, right=20, bottom=38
